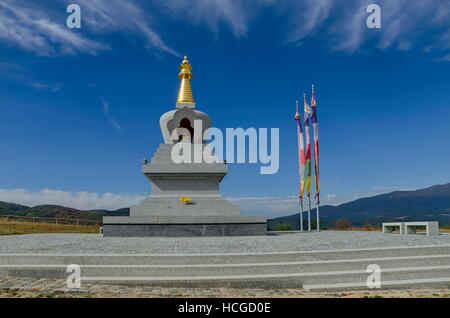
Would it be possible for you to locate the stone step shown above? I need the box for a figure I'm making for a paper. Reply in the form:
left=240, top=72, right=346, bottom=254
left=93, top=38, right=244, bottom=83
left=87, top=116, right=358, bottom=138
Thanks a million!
left=75, top=266, right=450, bottom=289
left=304, top=277, right=450, bottom=291
left=10, top=266, right=450, bottom=290
left=300, top=265, right=450, bottom=285
left=2, top=245, right=450, bottom=290
left=2, top=255, right=450, bottom=278
left=1, top=245, right=449, bottom=265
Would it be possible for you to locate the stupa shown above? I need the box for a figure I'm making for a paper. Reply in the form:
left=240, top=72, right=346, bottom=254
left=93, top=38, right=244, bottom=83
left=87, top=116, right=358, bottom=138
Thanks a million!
left=103, top=57, right=267, bottom=237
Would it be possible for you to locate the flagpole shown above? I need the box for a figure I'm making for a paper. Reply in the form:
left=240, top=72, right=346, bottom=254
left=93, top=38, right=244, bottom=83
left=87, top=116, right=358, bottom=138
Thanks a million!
left=316, top=195, right=320, bottom=232
left=299, top=199, right=304, bottom=232
left=307, top=194, right=311, bottom=232
left=311, top=84, right=320, bottom=233
left=294, top=100, right=305, bottom=233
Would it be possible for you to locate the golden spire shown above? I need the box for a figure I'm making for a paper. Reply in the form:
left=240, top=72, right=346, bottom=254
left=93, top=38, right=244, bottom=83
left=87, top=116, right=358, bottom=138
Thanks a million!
left=177, top=56, right=194, bottom=103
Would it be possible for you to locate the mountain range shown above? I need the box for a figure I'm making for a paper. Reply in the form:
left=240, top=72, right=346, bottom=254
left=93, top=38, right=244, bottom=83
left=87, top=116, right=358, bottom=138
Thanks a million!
left=2, top=183, right=450, bottom=229
left=268, top=183, right=450, bottom=230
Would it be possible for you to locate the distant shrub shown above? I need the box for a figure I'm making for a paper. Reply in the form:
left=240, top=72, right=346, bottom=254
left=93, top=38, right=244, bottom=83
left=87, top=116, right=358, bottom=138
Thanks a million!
left=363, top=221, right=375, bottom=231
left=273, top=223, right=293, bottom=231
left=334, top=218, right=352, bottom=230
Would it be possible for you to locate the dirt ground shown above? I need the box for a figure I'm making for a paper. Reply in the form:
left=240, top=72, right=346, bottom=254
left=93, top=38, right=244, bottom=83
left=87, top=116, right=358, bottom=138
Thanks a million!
left=0, top=277, right=449, bottom=298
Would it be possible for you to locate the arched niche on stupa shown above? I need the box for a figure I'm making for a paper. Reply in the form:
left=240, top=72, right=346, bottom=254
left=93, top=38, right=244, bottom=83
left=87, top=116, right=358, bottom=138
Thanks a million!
left=160, top=106, right=211, bottom=144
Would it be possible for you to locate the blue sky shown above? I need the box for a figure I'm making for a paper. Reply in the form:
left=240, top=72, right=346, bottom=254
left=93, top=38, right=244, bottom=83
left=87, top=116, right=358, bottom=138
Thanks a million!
left=1, top=0, right=450, bottom=218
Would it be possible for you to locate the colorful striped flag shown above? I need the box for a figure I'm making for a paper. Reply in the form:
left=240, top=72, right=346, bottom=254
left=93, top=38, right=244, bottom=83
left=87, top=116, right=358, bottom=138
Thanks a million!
left=303, top=94, right=312, bottom=196
left=311, top=86, right=320, bottom=198
left=294, top=101, right=306, bottom=199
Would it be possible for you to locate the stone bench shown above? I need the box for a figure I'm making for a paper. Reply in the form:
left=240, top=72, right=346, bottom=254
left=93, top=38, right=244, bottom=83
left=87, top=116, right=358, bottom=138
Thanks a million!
left=382, top=222, right=405, bottom=234
left=404, top=221, right=439, bottom=236
left=383, top=221, right=439, bottom=236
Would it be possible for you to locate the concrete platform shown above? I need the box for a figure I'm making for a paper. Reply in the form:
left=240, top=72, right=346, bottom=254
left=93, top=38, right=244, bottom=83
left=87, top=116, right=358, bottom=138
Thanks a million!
left=102, top=215, right=267, bottom=237
left=1, top=231, right=449, bottom=254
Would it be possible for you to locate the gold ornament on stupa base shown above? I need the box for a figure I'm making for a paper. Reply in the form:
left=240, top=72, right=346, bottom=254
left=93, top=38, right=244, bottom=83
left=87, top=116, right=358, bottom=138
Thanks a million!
left=176, top=56, right=195, bottom=106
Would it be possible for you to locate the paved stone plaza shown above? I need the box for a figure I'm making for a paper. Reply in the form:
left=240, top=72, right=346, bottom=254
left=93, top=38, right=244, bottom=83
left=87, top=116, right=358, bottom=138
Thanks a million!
left=1, top=231, right=449, bottom=254
left=1, top=231, right=450, bottom=293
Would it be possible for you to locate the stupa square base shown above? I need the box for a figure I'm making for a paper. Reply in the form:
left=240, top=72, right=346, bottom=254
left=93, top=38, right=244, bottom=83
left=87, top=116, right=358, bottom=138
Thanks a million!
left=102, top=216, right=267, bottom=237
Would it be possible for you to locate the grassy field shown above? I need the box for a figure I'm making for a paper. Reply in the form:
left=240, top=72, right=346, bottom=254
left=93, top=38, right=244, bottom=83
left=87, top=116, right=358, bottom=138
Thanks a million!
left=0, top=219, right=100, bottom=235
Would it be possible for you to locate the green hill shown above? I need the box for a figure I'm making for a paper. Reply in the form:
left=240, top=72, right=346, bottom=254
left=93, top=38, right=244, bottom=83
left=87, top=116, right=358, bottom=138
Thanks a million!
left=0, top=202, right=129, bottom=223
left=268, top=183, right=450, bottom=230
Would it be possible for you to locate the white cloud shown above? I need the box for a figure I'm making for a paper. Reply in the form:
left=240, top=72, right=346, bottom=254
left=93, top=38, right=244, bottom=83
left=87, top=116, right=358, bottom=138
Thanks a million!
left=0, top=62, right=29, bottom=83
left=30, top=82, right=49, bottom=90
left=283, top=0, right=334, bottom=44
left=229, top=196, right=297, bottom=217
left=0, top=62, right=64, bottom=91
left=0, top=62, right=25, bottom=74
left=0, top=188, right=334, bottom=217
left=0, top=1, right=108, bottom=56
left=281, top=0, right=450, bottom=55
left=0, top=189, right=145, bottom=210
left=2, top=1, right=450, bottom=58
left=30, top=82, right=63, bottom=92
left=101, top=98, right=122, bottom=132
left=436, top=53, right=450, bottom=62
left=76, top=0, right=179, bottom=56
left=161, top=0, right=450, bottom=58
left=0, top=0, right=177, bottom=56
left=159, top=0, right=276, bottom=38
left=0, top=189, right=298, bottom=216
left=228, top=194, right=343, bottom=218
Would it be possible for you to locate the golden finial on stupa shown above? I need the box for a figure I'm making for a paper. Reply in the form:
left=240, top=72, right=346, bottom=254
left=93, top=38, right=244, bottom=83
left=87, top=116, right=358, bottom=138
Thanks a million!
left=177, top=56, right=194, bottom=103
